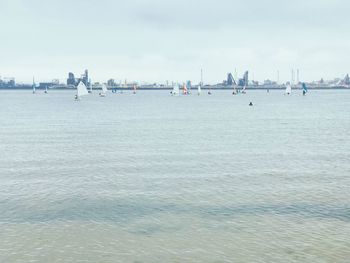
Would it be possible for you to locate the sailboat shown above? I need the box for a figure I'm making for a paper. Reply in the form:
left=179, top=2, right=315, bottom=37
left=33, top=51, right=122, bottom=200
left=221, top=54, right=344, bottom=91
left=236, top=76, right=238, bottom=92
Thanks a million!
left=208, top=86, right=212, bottom=95
left=183, top=84, right=188, bottom=95
left=44, top=86, right=48, bottom=94
left=99, top=84, right=108, bottom=97
left=241, top=86, right=247, bottom=94
left=32, top=78, right=36, bottom=94
left=232, top=85, right=237, bottom=95
left=302, top=83, right=308, bottom=96
left=75, top=81, right=89, bottom=100
left=197, top=84, right=201, bottom=95
left=172, top=84, right=180, bottom=96
left=133, top=85, right=137, bottom=94
left=285, top=82, right=292, bottom=95
left=88, top=83, right=92, bottom=94
left=186, top=81, right=192, bottom=95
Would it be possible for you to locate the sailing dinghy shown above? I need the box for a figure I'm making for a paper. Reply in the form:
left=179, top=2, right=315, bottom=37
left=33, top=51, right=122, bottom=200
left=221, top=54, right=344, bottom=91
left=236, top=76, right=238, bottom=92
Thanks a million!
left=75, top=81, right=89, bottom=100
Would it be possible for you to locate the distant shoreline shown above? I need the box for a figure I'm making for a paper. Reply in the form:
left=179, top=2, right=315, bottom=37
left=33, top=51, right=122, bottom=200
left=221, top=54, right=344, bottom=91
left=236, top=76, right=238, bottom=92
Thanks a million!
left=1, top=86, right=349, bottom=91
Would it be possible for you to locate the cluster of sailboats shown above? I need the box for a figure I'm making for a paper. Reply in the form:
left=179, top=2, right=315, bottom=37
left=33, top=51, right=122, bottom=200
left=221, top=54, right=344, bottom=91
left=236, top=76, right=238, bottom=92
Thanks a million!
left=74, top=82, right=139, bottom=100
left=170, top=83, right=264, bottom=96
left=75, top=82, right=111, bottom=100
left=31, top=79, right=309, bottom=99
left=32, top=78, right=48, bottom=94
left=171, top=83, right=201, bottom=96
left=170, top=82, right=308, bottom=97
left=32, top=80, right=139, bottom=100
left=284, top=82, right=308, bottom=95
left=32, top=85, right=48, bottom=95
left=171, top=83, right=249, bottom=96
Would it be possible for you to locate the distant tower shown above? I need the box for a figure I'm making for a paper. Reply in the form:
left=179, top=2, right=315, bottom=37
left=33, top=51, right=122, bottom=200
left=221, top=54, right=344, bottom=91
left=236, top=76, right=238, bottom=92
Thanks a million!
left=67, top=72, right=76, bottom=86
left=82, top=69, right=89, bottom=86
left=243, top=71, right=249, bottom=86
left=227, top=73, right=235, bottom=86
left=238, top=71, right=249, bottom=87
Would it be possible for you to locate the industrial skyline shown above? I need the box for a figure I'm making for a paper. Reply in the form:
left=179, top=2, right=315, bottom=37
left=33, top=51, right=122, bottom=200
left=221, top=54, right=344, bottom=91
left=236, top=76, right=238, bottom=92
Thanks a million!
left=1, top=70, right=349, bottom=89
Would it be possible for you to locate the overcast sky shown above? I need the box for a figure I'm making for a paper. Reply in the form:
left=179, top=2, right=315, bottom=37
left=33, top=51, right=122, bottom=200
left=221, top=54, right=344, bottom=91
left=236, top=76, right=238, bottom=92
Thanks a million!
left=0, top=0, right=349, bottom=84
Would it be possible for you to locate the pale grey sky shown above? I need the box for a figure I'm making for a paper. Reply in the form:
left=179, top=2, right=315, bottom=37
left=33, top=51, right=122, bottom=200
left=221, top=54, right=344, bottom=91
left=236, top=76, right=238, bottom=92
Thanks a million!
left=0, top=0, right=349, bottom=84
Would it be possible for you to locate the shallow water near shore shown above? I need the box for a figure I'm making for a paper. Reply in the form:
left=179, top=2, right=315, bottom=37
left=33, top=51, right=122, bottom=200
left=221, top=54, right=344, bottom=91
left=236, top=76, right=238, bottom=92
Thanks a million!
left=1, top=90, right=350, bottom=262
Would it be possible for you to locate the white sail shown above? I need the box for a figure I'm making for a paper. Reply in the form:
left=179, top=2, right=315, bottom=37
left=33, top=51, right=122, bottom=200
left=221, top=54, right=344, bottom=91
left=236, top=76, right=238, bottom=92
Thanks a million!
left=172, top=84, right=179, bottom=95
left=77, top=81, right=89, bottom=97
left=198, top=85, right=201, bottom=95
left=285, top=83, right=292, bottom=95
left=101, top=84, right=108, bottom=94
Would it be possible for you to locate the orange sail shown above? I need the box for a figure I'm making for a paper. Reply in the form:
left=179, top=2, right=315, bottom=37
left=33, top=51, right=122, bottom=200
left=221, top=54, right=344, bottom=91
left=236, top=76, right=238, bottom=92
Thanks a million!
left=183, top=84, right=188, bottom=95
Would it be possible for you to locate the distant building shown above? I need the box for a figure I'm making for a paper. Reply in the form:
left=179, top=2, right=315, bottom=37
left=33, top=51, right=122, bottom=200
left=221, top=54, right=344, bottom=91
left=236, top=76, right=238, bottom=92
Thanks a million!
left=344, top=74, right=350, bottom=85
left=0, top=77, right=15, bottom=88
left=227, top=73, right=236, bottom=86
left=238, top=71, right=249, bottom=87
left=81, top=70, right=89, bottom=87
left=107, top=79, right=116, bottom=87
left=243, top=71, right=249, bottom=86
left=263, top=79, right=277, bottom=85
left=67, top=70, right=90, bottom=87
left=67, top=72, right=76, bottom=86
left=39, top=81, right=58, bottom=89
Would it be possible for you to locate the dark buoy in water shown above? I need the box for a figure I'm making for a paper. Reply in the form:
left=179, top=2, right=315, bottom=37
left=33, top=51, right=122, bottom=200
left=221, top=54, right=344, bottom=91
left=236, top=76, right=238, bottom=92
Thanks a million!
left=249, top=102, right=253, bottom=106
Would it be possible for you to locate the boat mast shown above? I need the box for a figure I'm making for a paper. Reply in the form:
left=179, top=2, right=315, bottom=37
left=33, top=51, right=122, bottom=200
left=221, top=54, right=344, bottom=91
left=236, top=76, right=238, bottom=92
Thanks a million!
left=32, top=76, right=35, bottom=94
left=200, top=68, right=203, bottom=87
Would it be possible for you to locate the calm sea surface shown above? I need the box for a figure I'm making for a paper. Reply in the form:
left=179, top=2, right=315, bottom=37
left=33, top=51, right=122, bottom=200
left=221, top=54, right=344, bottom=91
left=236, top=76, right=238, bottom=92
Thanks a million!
left=1, top=90, right=350, bottom=262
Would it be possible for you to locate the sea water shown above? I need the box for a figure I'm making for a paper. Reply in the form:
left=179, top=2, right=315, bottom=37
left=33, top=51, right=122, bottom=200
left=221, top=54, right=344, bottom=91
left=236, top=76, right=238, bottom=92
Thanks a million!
left=0, top=90, right=350, bottom=262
